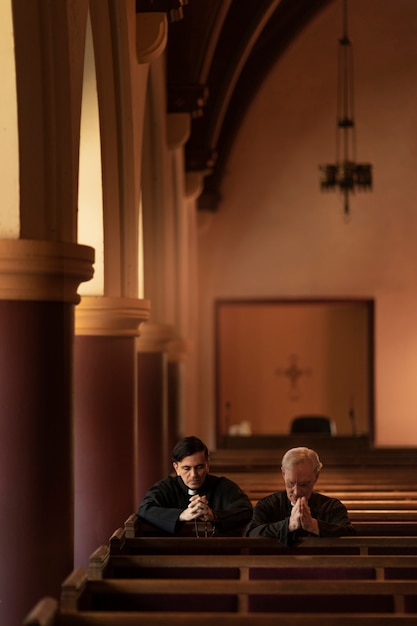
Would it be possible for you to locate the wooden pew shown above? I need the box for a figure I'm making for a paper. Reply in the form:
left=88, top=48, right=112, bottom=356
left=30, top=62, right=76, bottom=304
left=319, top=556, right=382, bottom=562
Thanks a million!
left=210, top=440, right=417, bottom=470
left=109, top=528, right=417, bottom=556
left=242, top=484, right=417, bottom=496
left=120, top=511, right=417, bottom=544
left=209, top=446, right=417, bottom=472
left=349, top=510, right=417, bottom=521
left=24, top=537, right=417, bottom=625
left=208, top=447, right=417, bottom=522
left=207, top=468, right=417, bottom=512
left=193, top=464, right=417, bottom=524
left=328, top=494, right=417, bottom=503
left=222, top=472, right=417, bottom=492
left=266, top=496, right=417, bottom=508
left=57, top=568, right=417, bottom=616
left=354, top=521, right=417, bottom=537
left=88, top=544, right=417, bottom=581
left=23, top=596, right=417, bottom=625
left=245, top=496, right=417, bottom=511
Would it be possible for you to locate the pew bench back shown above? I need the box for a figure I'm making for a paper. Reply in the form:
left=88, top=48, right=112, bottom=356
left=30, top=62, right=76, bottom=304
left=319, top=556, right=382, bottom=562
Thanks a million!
left=60, top=567, right=417, bottom=616
left=23, top=597, right=417, bottom=626
left=89, top=549, right=417, bottom=583
left=110, top=528, right=417, bottom=556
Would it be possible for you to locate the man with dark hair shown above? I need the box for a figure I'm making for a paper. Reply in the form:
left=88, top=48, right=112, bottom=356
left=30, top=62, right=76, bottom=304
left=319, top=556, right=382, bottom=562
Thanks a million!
left=138, top=436, right=253, bottom=535
left=246, top=446, right=355, bottom=546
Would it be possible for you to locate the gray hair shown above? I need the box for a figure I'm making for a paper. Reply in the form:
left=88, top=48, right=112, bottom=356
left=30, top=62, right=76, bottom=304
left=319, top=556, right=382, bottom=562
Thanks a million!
left=281, top=447, right=323, bottom=473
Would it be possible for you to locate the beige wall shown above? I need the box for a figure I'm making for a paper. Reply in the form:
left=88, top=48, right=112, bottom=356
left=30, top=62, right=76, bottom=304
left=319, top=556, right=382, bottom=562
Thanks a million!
left=217, top=301, right=370, bottom=437
left=197, top=0, right=417, bottom=448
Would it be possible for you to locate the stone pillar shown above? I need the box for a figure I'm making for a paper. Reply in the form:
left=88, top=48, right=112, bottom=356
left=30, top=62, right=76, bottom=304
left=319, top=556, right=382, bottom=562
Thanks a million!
left=136, top=322, right=177, bottom=502
left=74, top=296, right=149, bottom=567
left=0, top=239, right=94, bottom=626
left=166, top=338, right=189, bottom=452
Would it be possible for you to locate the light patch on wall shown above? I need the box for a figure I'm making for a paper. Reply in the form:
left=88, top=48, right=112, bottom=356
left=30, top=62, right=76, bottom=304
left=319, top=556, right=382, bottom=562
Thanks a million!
left=0, top=0, right=19, bottom=237
left=138, top=193, right=144, bottom=299
left=78, top=12, right=104, bottom=295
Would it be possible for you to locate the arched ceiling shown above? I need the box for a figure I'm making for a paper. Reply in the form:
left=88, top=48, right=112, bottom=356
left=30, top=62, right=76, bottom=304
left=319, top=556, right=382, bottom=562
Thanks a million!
left=137, top=0, right=333, bottom=209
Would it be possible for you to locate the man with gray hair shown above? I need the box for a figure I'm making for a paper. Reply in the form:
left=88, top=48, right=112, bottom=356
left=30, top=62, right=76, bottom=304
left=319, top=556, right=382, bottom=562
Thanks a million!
left=246, top=446, right=355, bottom=546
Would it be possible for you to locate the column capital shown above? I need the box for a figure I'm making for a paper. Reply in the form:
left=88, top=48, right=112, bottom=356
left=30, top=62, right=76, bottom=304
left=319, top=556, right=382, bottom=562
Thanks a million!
left=0, top=239, right=94, bottom=303
left=167, top=338, right=190, bottom=362
left=75, top=296, right=150, bottom=337
left=136, top=321, right=177, bottom=352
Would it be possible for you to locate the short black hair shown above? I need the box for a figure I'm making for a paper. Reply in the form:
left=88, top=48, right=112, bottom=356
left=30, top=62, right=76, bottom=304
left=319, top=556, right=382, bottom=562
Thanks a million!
left=172, top=436, right=209, bottom=463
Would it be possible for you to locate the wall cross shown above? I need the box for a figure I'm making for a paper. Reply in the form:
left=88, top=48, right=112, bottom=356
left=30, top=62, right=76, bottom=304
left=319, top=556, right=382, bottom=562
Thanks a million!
left=275, top=354, right=311, bottom=400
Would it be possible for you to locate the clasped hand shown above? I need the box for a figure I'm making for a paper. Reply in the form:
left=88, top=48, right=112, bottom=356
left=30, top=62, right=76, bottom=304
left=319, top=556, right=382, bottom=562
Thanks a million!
left=288, top=496, right=319, bottom=535
left=180, top=494, right=213, bottom=522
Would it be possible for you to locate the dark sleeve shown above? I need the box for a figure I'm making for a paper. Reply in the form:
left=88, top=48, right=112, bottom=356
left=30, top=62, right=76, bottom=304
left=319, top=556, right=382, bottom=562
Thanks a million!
left=137, top=478, right=186, bottom=534
left=245, top=494, right=296, bottom=546
left=314, top=496, right=357, bottom=537
left=208, top=477, right=253, bottom=533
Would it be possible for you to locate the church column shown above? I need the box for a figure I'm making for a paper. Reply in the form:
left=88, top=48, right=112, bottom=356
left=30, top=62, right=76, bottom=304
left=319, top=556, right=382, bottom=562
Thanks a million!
left=136, top=323, right=176, bottom=502
left=181, top=172, right=205, bottom=437
left=166, top=115, right=201, bottom=440
left=74, top=295, right=149, bottom=568
left=0, top=239, right=94, bottom=626
left=137, top=54, right=179, bottom=499
left=72, top=6, right=166, bottom=542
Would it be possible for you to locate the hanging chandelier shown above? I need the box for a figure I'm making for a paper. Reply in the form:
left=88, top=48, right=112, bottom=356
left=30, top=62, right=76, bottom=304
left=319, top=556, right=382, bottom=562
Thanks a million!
left=319, top=0, right=372, bottom=216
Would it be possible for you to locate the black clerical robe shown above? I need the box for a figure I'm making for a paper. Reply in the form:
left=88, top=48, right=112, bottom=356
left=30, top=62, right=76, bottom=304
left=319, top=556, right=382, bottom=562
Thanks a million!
left=246, top=490, right=356, bottom=546
left=138, top=474, right=253, bottom=535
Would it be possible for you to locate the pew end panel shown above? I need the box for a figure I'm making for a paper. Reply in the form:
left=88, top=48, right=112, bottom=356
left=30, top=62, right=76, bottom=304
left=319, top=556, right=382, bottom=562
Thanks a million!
left=23, top=596, right=59, bottom=626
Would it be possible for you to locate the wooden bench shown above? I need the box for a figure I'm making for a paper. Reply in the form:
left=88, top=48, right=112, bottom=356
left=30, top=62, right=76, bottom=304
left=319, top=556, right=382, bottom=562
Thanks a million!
left=24, top=537, right=417, bottom=625
left=354, top=521, right=417, bottom=536
left=57, top=567, right=417, bottom=615
left=240, top=486, right=417, bottom=498
left=222, top=472, right=417, bottom=490
left=349, top=510, right=417, bottom=521
left=328, top=493, right=417, bottom=501
left=198, top=467, right=417, bottom=520
left=239, top=485, right=417, bottom=500
left=215, top=476, right=417, bottom=504
left=220, top=444, right=416, bottom=456
left=209, top=446, right=417, bottom=470
left=109, top=529, right=417, bottom=556
left=88, top=543, right=417, bottom=581
left=246, top=497, right=417, bottom=509
left=120, top=512, right=417, bottom=544
left=23, top=596, right=417, bottom=625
